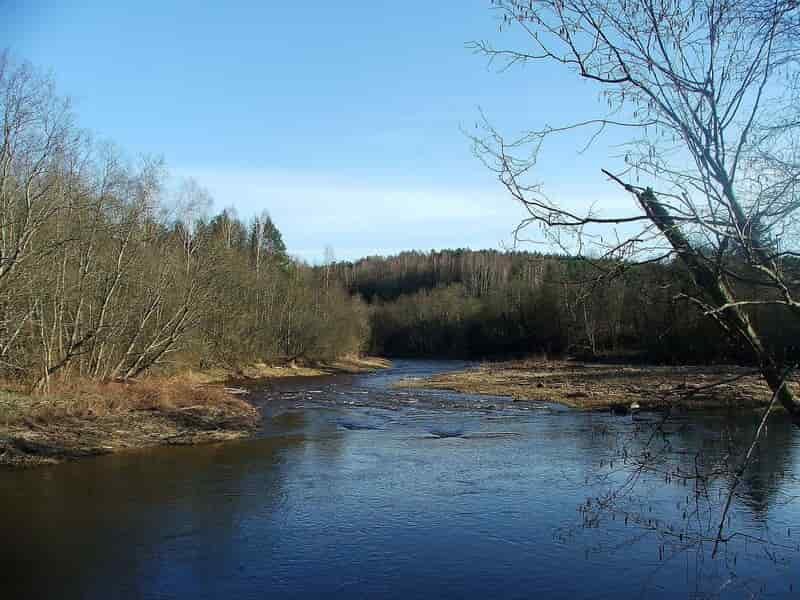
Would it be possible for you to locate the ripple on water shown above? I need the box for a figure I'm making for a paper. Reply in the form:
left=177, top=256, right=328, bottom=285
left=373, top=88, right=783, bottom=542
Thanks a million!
left=0, top=359, right=798, bottom=600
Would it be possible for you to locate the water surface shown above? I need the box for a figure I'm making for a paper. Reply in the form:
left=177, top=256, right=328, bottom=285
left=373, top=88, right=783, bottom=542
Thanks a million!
left=2, top=360, right=799, bottom=599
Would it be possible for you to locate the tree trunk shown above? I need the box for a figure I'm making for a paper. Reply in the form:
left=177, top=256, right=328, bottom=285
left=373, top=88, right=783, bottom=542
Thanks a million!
left=638, top=189, right=800, bottom=423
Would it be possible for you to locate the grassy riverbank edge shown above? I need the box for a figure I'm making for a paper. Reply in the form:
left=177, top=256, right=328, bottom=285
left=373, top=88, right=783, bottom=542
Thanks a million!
left=0, top=356, right=391, bottom=468
left=396, top=358, right=790, bottom=413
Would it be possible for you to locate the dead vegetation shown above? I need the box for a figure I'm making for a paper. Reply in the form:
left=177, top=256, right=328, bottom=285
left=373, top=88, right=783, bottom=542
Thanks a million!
left=0, top=356, right=390, bottom=468
left=160, top=356, right=391, bottom=386
left=228, top=356, right=392, bottom=380
left=0, top=377, right=260, bottom=468
left=398, top=358, right=788, bottom=412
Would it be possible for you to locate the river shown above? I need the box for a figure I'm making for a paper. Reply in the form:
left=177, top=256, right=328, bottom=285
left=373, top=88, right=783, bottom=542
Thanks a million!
left=1, top=360, right=799, bottom=599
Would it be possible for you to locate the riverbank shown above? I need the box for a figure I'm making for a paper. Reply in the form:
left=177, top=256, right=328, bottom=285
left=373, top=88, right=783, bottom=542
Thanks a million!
left=225, top=356, right=393, bottom=382
left=397, top=358, right=789, bottom=412
left=0, top=356, right=390, bottom=468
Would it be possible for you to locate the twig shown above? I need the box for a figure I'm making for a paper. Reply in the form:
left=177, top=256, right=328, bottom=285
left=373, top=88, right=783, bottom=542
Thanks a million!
left=711, top=364, right=795, bottom=558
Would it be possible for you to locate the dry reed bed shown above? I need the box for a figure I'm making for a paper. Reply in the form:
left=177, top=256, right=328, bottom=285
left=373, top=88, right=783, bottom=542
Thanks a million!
left=398, top=359, right=788, bottom=412
left=0, top=356, right=391, bottom=468
left=0, top=378, right=260, bottom=468
left=231, top=356, right=393, bottom=380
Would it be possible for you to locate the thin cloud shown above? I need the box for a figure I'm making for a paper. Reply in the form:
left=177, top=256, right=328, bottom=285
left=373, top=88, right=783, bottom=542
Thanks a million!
left=174, top=166, right=633, bottom=261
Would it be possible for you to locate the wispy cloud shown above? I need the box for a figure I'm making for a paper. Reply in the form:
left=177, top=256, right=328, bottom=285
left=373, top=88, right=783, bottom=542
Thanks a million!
left=173, top=167, right=523, bottom=260
left=173, top=167, right=635, bottom=261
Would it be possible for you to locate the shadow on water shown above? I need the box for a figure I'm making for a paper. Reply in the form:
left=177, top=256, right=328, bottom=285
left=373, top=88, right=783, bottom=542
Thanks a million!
left=0, top=435, right=304, bottom=599
left=0, top=359, right=798, bottom=599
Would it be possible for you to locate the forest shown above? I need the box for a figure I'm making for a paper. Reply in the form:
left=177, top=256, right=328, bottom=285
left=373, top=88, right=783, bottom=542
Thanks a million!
left=331, top=250, right=800, bottom=364
left=4, top=49, right=799, bottom=396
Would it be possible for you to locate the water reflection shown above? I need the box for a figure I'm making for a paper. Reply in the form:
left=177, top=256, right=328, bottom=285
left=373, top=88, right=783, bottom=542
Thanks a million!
left=567, top=411, right=800, bottom=598
left=0, top=360, right=797, bottom=599
left=0, top=435, right=301, bottom=599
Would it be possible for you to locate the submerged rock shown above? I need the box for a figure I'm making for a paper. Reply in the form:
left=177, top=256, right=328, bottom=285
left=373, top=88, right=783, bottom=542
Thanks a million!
left=338, top=421, right=382, bottom=431
left=429, top=428, right=464, bottom=438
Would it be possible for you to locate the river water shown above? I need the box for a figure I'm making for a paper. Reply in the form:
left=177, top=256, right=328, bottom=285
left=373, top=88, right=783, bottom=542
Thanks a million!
left=1, top=360, right=799, bottom=599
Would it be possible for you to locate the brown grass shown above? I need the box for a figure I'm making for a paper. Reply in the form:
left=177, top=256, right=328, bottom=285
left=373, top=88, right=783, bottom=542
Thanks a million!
left=0, top=377, right=260, bottom=468
left=1, top=377, right=246, bottom=424
left=0, top=356, right=390, bottom=468
left=169, top=355, right=391, bottom=383
left=397, top=358, right=789, bottom=412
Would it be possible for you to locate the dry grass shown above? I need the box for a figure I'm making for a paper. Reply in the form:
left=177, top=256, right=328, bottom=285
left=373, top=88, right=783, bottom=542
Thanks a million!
left=0, top=376, right=260, bottom=468
left=0, top=355, right=390, bottom=468
left=159, top=355, right=392, bottom=383
left=398, top=358, right=788, bottom=412
left=326, top=355, right=392, bottom=373
left=227, top=355, right=392, bottom=381
left=0, top=377, right=246, bottom=424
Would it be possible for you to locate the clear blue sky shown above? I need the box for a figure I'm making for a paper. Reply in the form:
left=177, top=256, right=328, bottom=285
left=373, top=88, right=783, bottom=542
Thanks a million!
left=3, top=0, right=631, bottom=261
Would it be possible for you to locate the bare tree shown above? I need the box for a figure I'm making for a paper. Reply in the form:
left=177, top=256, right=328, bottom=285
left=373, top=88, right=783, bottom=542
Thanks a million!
left=472, top=0, right=800, bottom=420
left=0, top=51, right=380, bottom=387
left=173, top=177, right=211, bottom=275
left=323, top=244, right=336, bottom=295
left=0, top=52, right=78, bottom=374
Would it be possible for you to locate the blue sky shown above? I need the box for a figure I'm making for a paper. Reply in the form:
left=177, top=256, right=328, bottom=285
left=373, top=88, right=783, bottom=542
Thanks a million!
left=3, top=0, right=632, bottom=261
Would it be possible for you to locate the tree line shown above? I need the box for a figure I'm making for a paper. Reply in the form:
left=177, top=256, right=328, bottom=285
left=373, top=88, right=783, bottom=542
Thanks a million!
left=0, top=53, right=367, bottom=390
left=331, top=249, right=800, bottom=363
left=6, top=33, right=797, bottom=393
